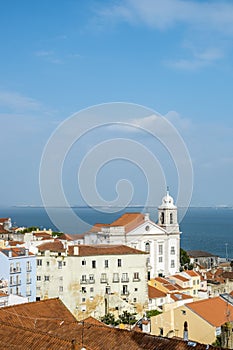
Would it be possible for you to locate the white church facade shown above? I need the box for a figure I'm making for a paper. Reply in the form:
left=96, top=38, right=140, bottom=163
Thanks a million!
left=83, top=190, right=181, bottom=278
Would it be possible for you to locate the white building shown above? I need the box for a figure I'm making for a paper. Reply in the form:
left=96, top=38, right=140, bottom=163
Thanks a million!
left=36, top=241, right=148, bottom=319
left=83, top=190, right=180, bottom=278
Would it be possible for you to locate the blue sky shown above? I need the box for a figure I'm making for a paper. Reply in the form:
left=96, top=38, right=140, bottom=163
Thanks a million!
left=1, top=0, right=233, bottom=207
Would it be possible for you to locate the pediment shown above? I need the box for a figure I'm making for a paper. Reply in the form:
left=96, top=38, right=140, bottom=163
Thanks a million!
left=126, top=219, right=167, bottom=236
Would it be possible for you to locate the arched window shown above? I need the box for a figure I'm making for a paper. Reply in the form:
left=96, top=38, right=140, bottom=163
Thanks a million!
left=183, top=321, right=188, bottom=341
left=145, top=242, right=150, bottom=253
left=170, top=213, right=173, bottom=224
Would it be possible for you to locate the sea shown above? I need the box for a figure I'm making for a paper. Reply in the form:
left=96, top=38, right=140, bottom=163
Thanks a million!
left=0, top=206, right=232, bottom=260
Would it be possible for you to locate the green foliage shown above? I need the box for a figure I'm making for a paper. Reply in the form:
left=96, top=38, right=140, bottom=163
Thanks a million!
left=146, top=309, right=162, bottom=318
left=52, top=231, right=63, bottom=237
left=100, top=313, right=119, bottom=326
left=19, top=226, right=39, bottom=234
left=212, top=335, right=221, bottom=347
left=180, top=248, right=193, bottom=270
left=118, top=311, right=137, bottom=325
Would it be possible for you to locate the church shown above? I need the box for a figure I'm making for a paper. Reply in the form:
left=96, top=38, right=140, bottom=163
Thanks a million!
left=83, top=190, right=181, bottom=278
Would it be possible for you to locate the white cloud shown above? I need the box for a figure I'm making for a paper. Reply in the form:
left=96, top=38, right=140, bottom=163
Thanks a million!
left=97, top=0, right=233, bottom=34
left=0, top=91, right=42, bottom=112
left=34, top=50, right=63, bottom=64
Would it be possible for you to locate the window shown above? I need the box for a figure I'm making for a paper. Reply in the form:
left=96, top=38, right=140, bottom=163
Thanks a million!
left=26, top=261, right=31, bottom=271
left=101, top=273, right=107, bottom=282
left=44, top=276, right=50, bottom=281
left=197, top=279, right=199, bottom=285
left=133, top=272, right=140, bottom=281
left=46, top=261, right=50, bottom=267
left=89, top=274, right=94, bottom=283
left=159, top=257, right=163, bottom=263
left=135, top=288, right=138, bottom=292
left=82, top=287, right=86, bottom=294
left=59, top=286, right=63, bottom=292
left=170, top=246, right=175, bottom=255
left=171, top=260, right=175, bottom=268
left=122, top=285, right=128, bottom=295
left=81, top=275, right=87, bottom=282
left=63, top=261, right=66, bottom=266
left=133, top=298, right=137, bottom=302
left=158, top=244, right=163, bottom=255
left=37, top=276, right=41, bottom=281
left=145, top=242, right=150, bottom=253
left=90, top=287, right=94, bottom=293
left=92, top=260, right=96, bottom=268
left=117, top=259, right=122, bottom=267
left=159, top=328, right=164, bottom=336
left=181, top=310, right=186, bottom=315
left=59, top=276, right=63, bottom=282
left=113, top=273, right=119, bottom=282
left=82, top=298, right=86, bottom=302
left=193, top=280, right=196, bottom=285
left=170, top=213, right=173, bottom=224
left=122, top=273, right=129, bottom=282
left=149, top=298, right=152, bottom=304
left=58, top=261, right=62, bottom=269
left=104, top=260, right=109, bottom=268
left=37, top=259, right=42, bottom=266
left=81, top=260, right=86, bottom=266
left=193, top=290, right=196, bottom=295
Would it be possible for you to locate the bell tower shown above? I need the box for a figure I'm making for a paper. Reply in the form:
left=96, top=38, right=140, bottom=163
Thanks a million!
left=158, top=188, right=179, bottom=234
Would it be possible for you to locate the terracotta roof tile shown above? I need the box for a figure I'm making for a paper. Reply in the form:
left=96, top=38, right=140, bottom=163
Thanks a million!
left=0, top=298, right=223, bottom=350
left=187, top=250, right=218, bottom=258
left=148, top=286, right=167, bottom=299
left=170, top=293, right=193, bottom=302
left=183, top=270, right=199, bottom=277
left=172, top=274, right=190, bottom=282
left=68, top=244, right=147, bottom=256
left=187, top=296, right=233, bottom=327
left=37, top=240, right=65, bottom=252
left=0, top=247, right=33, bottom=257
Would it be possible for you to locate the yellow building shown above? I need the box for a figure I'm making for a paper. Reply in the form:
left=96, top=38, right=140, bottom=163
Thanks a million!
left=151, top=295, right=233, bottom=345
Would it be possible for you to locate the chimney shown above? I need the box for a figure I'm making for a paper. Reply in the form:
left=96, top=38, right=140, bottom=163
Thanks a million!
left=8, top=250, right=12, bottom=258
left=144, top=213, right=150, bottom=221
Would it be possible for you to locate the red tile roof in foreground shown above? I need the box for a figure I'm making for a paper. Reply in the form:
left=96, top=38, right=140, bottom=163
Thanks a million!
left=0, top=298, right=224, bottom=350
left=170, top=293, right=193, bottom=302
left=68, top=244, right=147, bottom=256
left=0, top=218, right=10, bottom=223
left=187, top=296, right=233, bottom=327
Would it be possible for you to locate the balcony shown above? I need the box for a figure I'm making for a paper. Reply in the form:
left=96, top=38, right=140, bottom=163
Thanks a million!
left=80, top=279, right=88, bottom=284
left=26, top=279, right=32, bottom=284
left=89, top=279, right=95, bottom=284
left=10, top=280, right=21, bottom=287
left=112, top=278, right=120, bottom=283
left=26, top=291, right=31, bottom=297
left=26, top=267, right=32, bottom=272
left=121, top=291, right=129, bottom=296
left=100, top=278, right=108, bottom=284
left=133, top=278, right=140, bottom=282
left=10, top=268, right=21, bottom=274
left=121, top=278, right=129, bottom=283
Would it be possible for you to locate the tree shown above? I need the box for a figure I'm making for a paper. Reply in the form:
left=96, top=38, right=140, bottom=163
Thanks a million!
left=118, top=311, right=136, bottom=325
left=180, top=248, right=193, bottom=270
left=146, top=309, right=161, bottom=318
left=100, top=313, right=119, bottom=326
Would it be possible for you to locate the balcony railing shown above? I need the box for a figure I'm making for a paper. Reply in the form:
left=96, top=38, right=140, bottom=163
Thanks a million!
left=10, top=280, right=21, bottom=286
left=121, top=278, right=129, bottom=283
left=89, top=279, right=95, bottom=284
left=26, top=279, right=32, bottom=284
left=121, top=291, right=129, bottom=296
left=26, top=291, right=31, bottom=297
left=10, top=268, right=21, bottom=274
left=112, top=278, right=120, bottom=283
left=80, top=279, right=88, bottom=284
left=133, top=277, right=140, bottom=282
left=100, top=278, right=108, bottom=283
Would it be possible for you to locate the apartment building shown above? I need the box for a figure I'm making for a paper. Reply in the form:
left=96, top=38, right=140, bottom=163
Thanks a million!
left=36, top=241, right=148, bottom=319
left=0, top=247, right=36, bottom=301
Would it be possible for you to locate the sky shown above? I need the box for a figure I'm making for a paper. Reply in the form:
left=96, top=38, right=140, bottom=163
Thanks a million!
left=1, top=0, right=233, bottom=208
